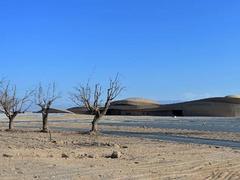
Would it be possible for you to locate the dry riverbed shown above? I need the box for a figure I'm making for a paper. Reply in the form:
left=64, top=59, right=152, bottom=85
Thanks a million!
left=0, top=114, right=240, bottom=179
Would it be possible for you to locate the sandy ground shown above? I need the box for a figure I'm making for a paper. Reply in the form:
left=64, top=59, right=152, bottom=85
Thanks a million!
left=0, top=114, right=240, bottom=180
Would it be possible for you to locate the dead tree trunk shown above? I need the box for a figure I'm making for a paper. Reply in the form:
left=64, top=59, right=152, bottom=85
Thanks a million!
left=91, top=111, right=102, bottom=132
left=91, top=117, right=98, bottom=132
left=7, top=112, right=18, bottom=130
left=41, top=110, right=49, bottom=132
left=8, top=118, right=14, bottom=130
left=91, top=101, right=110, bottom=133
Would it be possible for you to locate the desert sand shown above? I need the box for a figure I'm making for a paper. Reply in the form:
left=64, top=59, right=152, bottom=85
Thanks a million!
left=0, top=114, right=240, bottom=180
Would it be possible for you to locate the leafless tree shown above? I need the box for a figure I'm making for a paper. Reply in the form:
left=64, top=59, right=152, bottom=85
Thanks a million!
left=35, top=83, right=59, bottom=132
left=0, top=81, right=33, bottom=130
left=71, top=75, right=124, bottom=133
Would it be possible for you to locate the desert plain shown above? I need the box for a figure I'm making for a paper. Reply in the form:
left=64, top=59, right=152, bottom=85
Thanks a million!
left=0, top=114, right=240, bottom=180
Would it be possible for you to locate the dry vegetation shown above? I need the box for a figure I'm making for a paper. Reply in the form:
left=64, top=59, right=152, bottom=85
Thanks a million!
left=35, top=83, right=59, bottom=132
left=0, top=80, right=33, bottom=130
left=71, top=74, right=124, bottom=133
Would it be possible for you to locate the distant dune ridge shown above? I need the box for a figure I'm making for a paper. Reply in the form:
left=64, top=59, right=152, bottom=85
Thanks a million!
left=110, top=98, right=160, bottom=108
left=35, top=108, right=72, bottom=114
left=67, top=107, right=89, bottom=114
left=105, top=95, right=240, bottom=117
left=225, top=94, right=240, bottom=99
left=111, top=98, right=160, bottom=105
left=39, top=95, right=240, bottom=117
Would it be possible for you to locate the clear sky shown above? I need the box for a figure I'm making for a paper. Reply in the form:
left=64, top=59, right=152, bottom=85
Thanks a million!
left=0, top=0, right=240, bottom=107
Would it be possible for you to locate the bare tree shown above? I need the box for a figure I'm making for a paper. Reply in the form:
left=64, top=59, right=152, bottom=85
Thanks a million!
left=35, top=83, right=59, bottom=132
left=0, top=81, right=33, bottom=130
left=71, top=75, right=124, bottom=133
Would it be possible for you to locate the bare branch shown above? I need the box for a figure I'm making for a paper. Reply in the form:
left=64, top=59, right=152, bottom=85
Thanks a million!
left=35, top=83, right=60, bottom=110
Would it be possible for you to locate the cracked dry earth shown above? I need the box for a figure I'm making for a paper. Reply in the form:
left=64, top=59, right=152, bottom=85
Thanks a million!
left=0, top=130, right=240, bottom=180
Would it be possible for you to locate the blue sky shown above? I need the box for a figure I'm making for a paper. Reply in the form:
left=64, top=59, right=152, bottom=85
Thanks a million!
left=0, top=0, right=240, bottom=107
